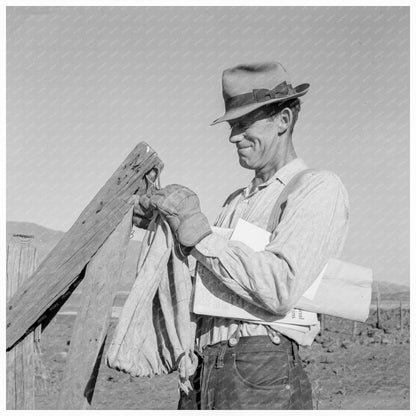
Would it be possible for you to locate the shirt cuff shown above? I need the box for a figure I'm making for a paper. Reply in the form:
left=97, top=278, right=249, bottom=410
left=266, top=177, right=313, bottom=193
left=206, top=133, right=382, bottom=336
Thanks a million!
left=191, top=232, right=229, bottom=258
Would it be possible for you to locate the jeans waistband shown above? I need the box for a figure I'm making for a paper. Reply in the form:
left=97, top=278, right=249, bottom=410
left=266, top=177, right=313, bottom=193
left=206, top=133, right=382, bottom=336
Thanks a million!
left=201, top=335, right=295, bottom=356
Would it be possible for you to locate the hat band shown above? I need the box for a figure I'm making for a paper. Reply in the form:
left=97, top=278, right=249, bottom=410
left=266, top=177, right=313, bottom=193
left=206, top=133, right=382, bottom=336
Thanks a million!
left=225, top=81, right=295, bottom=111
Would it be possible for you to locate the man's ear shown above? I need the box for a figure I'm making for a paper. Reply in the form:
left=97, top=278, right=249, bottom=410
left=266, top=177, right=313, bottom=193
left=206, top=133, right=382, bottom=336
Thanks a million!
left=276, top=107, right=293, bottom=134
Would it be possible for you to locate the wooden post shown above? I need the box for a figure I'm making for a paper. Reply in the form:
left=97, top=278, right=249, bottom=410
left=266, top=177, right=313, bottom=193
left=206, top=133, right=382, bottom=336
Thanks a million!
left=399, top=301, right=403, bottom=335
left=351, top=321, right=357, bottom=341
left=376, top=282, right=382, bottom=329
left=6, top=142, right=163, bottom=350
left=6, top=235, right=38, bottom=409
left=319, top=314, right=325, bottom=335
left=57, top=208, right=133, bottom=409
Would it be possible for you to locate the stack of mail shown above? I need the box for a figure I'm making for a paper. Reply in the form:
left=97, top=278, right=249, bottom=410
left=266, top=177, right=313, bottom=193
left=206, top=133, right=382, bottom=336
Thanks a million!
left=193, top=219, right=373, bottom=324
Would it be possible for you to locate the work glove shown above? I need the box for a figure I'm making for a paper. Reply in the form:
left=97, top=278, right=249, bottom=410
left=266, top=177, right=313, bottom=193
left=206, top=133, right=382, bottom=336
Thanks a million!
left=147, top=184, right=212, bottom=247
left=131, top=194, right=155, bottom=229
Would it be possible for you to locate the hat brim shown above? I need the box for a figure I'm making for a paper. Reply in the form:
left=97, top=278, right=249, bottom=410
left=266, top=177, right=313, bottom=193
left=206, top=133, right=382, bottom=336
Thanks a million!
left=211, top=83, right=310, bottom=126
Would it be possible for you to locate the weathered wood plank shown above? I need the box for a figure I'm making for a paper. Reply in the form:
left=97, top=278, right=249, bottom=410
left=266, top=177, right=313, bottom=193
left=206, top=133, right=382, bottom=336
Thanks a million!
left=57, top=207, right=133, bottom=409
left=7, top=142, right=163, bottom=350
left=6, top=235, right=38, bottom=409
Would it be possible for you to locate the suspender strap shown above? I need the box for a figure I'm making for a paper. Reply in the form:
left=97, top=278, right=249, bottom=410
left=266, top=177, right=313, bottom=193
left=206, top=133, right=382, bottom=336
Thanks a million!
left=266, top=168, right=316, bottom=233
left=263, top=168, right=316, bottom=345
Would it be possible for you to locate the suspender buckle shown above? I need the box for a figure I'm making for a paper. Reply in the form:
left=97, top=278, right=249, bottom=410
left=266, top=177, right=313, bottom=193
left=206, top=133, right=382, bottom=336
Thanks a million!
left=266, top=325, right=281, bottom=345
left=270, top=334, right=281, bottom=345
left=228, top=337, right=239, bottom=347
left=228, top=321, right=242, bottom=347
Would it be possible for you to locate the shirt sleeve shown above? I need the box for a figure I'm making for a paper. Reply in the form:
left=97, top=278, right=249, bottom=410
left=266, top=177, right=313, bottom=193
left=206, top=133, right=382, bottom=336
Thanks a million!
left=191, top=171, right=350, bottom=315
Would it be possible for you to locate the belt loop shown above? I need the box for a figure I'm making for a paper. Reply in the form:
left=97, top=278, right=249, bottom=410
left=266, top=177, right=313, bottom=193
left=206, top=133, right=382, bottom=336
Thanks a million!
left=228, top=321, right=243, bottom=347
left=215, top=344, right=227, bottom=368
left=292, top=340, right=299, bottom=362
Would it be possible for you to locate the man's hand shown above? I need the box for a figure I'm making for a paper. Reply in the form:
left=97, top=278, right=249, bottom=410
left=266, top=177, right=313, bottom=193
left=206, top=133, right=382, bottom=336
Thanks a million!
left=131, top=194, right=154, bottom=229
left=149, top=184, right=212, bottom=247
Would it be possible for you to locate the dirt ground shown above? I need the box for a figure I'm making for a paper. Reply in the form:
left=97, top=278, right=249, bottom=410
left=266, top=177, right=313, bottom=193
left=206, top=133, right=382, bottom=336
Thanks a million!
left=34, top=307, right=410, bottom=410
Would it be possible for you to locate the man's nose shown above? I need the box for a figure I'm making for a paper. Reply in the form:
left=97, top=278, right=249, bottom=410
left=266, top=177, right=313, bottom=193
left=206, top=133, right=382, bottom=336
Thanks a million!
left=229, top=129, right=244, bottom=144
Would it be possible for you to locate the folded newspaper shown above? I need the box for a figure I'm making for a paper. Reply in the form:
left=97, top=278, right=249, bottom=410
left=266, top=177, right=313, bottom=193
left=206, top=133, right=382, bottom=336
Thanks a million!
left=194, top=261, right=318, bottom=327
left=192, top=219, right=373, bottom=323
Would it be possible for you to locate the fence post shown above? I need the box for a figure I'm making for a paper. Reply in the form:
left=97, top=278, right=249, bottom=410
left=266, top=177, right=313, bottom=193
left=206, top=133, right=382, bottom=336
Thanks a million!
left=351, top=321, right=357, bottom=341
left=319, top=314, right=325, bottom=335
left=57, top=209, right=133, bottom=409
left=399, top=301, right=403, bottom=335
left=7, top=142, right=163, bottom=351
left=376, top=282, right=382, bottom=329
left=6, top=235, right=38, bottom=409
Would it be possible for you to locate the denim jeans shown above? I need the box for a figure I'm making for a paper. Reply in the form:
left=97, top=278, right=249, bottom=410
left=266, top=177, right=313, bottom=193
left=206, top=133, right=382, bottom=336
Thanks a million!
left=178, top=335, right=313, bottom=410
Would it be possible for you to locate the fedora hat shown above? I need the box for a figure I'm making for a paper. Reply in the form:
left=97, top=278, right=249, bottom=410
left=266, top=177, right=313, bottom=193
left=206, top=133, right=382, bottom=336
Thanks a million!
left=211, top=61, right=309, bottom=125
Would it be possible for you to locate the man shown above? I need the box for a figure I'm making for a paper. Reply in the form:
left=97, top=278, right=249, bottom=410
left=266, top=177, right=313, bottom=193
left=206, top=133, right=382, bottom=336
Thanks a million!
left=133, top=62, right=349, bottom=410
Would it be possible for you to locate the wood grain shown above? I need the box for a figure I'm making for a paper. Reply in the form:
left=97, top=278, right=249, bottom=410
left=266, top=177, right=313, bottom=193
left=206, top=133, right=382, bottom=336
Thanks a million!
left=7, top=142, right=163, bottom=350
left=57, top=207, right=133, bottom=409
left=6, top=235, right=38, bottom=409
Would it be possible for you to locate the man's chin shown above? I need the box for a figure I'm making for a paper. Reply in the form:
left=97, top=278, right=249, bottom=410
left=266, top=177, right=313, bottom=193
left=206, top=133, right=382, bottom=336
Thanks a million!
left=238, top=156, right=254, bottom=170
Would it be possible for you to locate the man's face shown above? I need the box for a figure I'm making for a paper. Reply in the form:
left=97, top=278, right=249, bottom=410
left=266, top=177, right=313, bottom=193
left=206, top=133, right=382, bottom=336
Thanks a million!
left=228, top=107, right=279, bottom=171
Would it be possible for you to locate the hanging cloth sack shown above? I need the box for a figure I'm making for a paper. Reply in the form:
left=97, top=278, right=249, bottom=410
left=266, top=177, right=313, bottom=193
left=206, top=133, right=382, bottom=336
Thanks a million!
left=106, top=215, right=198, bottom=393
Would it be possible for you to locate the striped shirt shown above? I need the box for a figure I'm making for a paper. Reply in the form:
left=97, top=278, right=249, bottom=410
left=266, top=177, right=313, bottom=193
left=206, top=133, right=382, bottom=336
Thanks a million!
left=191, top=158, right=350, bottom=348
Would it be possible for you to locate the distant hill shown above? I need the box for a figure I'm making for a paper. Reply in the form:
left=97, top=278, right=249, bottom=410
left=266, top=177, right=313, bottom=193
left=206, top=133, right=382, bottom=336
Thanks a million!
left=371, top=280, right=410, bottom=303
left=6, top=221, right=142, bottom=293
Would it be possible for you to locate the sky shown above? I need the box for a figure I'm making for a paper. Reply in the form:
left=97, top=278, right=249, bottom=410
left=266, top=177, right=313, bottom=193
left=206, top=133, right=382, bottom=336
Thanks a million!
left=6, top=6, right=410, bottom=286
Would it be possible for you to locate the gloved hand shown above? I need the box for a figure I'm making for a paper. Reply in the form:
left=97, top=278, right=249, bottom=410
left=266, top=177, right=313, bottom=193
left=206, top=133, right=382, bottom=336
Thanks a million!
left=148, top=184, right=212, bottom=247
left=131, top=194, right=154, bottom=229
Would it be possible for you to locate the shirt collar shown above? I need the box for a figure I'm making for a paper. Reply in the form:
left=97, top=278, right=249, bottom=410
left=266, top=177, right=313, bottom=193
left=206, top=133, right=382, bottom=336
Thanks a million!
left=271, top=158, right=308, bottom=186
left=244, top=158, right=308, bottom=197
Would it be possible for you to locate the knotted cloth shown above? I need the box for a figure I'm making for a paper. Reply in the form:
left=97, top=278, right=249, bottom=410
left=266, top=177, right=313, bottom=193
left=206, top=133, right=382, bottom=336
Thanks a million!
left=106, top=216, right=198, bottom=393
